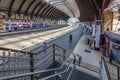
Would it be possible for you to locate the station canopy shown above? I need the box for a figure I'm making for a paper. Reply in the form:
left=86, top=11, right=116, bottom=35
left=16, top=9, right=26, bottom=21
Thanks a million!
left=0, top=0, right=115, bottom=21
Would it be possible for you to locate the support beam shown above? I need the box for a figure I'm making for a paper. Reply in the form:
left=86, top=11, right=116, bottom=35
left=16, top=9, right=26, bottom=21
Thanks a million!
left=64, top=1, right=75, bottom=17
left=42, top=6, right=53, bottom=20
left=45, top=7, right=55, bottom=19
left=38, top=3, right=48, bottom=17
left=102, top=0, right=106, bottom=10
left=31, top=0, right=42, bottom=18
left=36, top=2, right=46, bottom=17
left=49, top=9, right=57, bottom=19
left=48, top=8, right=56, bottom=18
left=81, top=1, right=93, bottom=20
left=39, top=4, right=50, bottom=18
left=18, top=0, right=26, bottom=14
left=8, top=0, right=15, bottom=17
left=25, top=0, right=36, bottom=15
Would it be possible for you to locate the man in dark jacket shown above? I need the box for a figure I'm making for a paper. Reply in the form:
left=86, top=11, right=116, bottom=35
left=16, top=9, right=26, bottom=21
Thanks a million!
left=69, top=34, right=73, bottom=43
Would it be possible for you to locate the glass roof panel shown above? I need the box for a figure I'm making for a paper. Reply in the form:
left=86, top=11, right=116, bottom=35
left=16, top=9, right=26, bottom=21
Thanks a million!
left=105, top=0, right=120, bottom=11
left=44, top=0, right=80, bottom=18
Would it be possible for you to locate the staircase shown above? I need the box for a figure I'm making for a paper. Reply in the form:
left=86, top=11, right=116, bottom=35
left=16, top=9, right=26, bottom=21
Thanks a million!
left=0, top=44, right=100, bottom=80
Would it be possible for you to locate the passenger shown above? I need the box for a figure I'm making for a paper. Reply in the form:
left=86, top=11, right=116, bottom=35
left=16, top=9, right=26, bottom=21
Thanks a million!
left=109, top=50, right=114, bottom=63
left=43, top=42, right=47, bottom=53
left=69, top=34, right=73, bottom=43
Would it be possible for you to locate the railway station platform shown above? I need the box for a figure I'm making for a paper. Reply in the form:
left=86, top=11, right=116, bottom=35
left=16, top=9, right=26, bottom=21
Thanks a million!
left=69, top=35, right=102, bottom=72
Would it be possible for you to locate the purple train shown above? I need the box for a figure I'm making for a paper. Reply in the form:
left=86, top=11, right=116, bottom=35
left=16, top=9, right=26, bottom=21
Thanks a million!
left=4, top=22, right=50, bottom=31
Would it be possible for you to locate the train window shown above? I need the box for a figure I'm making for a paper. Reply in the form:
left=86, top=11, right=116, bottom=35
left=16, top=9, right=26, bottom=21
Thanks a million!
left=5, top=23, right=9, bottom=26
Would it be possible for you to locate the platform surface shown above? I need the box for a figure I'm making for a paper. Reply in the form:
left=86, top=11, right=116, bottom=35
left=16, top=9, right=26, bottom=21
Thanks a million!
left=69, top=35, right=102, bottom=72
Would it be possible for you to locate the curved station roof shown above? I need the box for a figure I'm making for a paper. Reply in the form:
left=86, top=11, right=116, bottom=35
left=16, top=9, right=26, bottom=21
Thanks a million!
left=0, top=0, right=113, bottom=21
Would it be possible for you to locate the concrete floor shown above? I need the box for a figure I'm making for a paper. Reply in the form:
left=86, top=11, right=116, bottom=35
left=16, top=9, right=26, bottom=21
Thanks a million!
left=69, top=35, right=102, bottom=72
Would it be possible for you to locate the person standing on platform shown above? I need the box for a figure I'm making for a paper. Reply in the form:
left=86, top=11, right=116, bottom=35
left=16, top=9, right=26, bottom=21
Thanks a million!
left=69, top=34, right=73, bottom=43
left=109, top=50, right=114, bottom=63
left=43, top=42, right=47, bottom=53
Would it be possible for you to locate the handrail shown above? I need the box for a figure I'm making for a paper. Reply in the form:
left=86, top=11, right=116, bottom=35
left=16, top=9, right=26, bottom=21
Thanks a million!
left=0, top=57, right=72, bottom=80
left=53, top=44, right=66, bottom=51
left=67, top=67, right=74, bottom=80
left=106, top=59, right=120, bottom=80
left=0, top=44, right=68, bottom=80
left=34, top=44, right=66, bottom=55
left=110, top=61, right=120, bottom=68
left=39, top=59, right=73, bottom=80
left=101, top=56, right=112, bottom=80
left=0, top=44, right=64, bottom=55
left=34, top=44, right=53, bottom=55
left=0, top=46, right=34, bottom=54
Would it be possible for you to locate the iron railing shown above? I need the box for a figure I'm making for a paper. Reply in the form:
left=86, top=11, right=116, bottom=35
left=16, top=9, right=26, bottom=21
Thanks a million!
left=0, top=44, right=66, bottom=80
left=101, top=56, right=120, bottom=80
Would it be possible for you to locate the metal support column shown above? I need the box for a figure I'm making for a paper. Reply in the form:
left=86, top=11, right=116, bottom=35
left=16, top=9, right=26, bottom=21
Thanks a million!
left=95, top=20, right=102, bottom=51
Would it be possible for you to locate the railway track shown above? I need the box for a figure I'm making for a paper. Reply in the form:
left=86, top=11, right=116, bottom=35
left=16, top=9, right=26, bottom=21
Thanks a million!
left=0, top=26, right=76, bottom=50
left=0, top=26, right=66, bottom=38
left=0, top=27, right=71, bottom=46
